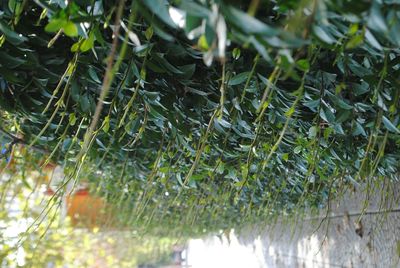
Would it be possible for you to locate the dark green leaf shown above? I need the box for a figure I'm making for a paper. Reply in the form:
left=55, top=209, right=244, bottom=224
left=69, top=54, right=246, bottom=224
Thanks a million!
left=313, top=25, right=335, bottom=45
left=367, top=4, right=388, bottom=33
left=225, top=6, right=278, bottom=36
left=142, top=0, right=176, bottom=28
left=0, top=20, right=27, bottom=45
left=228, top=72, right=250, bottom=86
left=382, top=116, right=400, bottom=134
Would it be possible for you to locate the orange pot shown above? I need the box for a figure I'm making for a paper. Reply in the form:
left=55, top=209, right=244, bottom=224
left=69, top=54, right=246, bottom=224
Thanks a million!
left=66, top=189, right=111, bottom=228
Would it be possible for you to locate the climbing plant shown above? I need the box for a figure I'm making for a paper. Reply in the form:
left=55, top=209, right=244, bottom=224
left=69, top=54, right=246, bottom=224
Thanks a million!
left=0, top=0, right=399, bottom=236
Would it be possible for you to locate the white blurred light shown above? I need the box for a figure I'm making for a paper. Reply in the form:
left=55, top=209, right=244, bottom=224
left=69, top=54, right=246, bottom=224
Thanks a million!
left=169, top=7, right=185, bottom=28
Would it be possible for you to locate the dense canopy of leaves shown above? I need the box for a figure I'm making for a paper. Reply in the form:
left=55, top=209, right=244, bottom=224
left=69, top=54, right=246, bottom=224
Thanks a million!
left=1, top=0, right=399, bottom=233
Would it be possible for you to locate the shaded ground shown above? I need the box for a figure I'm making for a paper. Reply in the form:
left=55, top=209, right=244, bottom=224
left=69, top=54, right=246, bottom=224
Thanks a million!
left=186, top=182, right=400, bottom=268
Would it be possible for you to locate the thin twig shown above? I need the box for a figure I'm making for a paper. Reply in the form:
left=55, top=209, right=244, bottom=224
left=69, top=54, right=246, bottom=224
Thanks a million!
left=0, top=126, right=48, bottom=154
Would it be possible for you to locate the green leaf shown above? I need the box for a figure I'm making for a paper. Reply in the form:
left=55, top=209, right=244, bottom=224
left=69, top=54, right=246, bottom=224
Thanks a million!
left=62, top=138, right=72, bottom=152
left=241, top=166, right=248, bottom=179
left=232, top=48, right=241, bottom=60
left=80, top=32, right=95, bottom=52
left=142, top=0, right=177, bottom=28
left=93, top=24, right=106, bottom=45
left=216, top=161, right=225, bottom=174
left=197, top=34, right=209, bottom=50
left=308, top=126, right=318, bottom=138
left=8, top=0, right=21, bottom=13
left=225, top=6, right=278, bottom=36
left=389, top=21, right=400, bottom=46
left=234, top=180, right=246, bottom=188
left=225, top=168, right=238, bottom=181
left=153, top=53, right=184, bottom=74
left=70, top=81, right=80, bottom=102
left=313, top=25, right=335, bottom=45
left=152, top=23, right=175, bottom=41
left=63, top=21, right=78, bottom=37
left=228, top=72, right=250, bottom=86
left=103, top=115, right=110, bottom=133
left=353, top=81, right=369, bottom=96
left=324, top=127, right=333, bottom=140
left=348, top=23, right=359, bottom=35
left=294, top=146, right=302, bottom=154
left=331, top=95, right=353, bottom=110
left=336, top=110, right=352, bottom=123
left=145, top=26, right=153, bottom=40
left=80, top=94, right=90, bottom=112
left=45, top=18, right=66, bottom=33
left=352, top=122, right=366, bottom=136
left=176, top=173, right=188, bottom=188
left=185, top=15, right=202, bottom=35
left=333, top=123, right=345, bottom=135
left=215, top=118, right=231, bottom=129
left=249, top=36, right=271, bottom=61
left=285, top=105, right=296, bottom=117
left=88, top=67, right=101, bottom=84
left=0, top=51, right=26, bottom=68
left=367, top=3, right=388, bottom=33
left=179, top=1, right=210, bottom=17
left=296, top=59, right=310, bottom=71
left=365, top=30, right=382, bottom=50
left=382, top=116, right=400, bottom=134
left=96, top=138, right=107, bottom=150
left=346, top=34, right=363, bottom=49
left=0, top=20, right=27, bottom=45
left=303, top=99, right=320, bottom=110
left=71, top=41, right=81, bottom=52
left=320, top=106, right=335, bottom=124
left=69, top=113, right=76, bottom=126
left=0, top=67, right=24, bottom=84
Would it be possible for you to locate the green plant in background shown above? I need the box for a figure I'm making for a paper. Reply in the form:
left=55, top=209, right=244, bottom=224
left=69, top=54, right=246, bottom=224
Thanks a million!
left=0, top=0, right=399, bottom=265
left=0, top=148, right=179, bottom=268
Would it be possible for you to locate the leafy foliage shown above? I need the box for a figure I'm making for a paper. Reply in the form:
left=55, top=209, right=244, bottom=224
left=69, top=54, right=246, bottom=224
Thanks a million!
left=0, top=0, right=399, bottom=236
